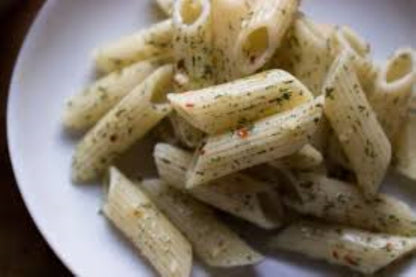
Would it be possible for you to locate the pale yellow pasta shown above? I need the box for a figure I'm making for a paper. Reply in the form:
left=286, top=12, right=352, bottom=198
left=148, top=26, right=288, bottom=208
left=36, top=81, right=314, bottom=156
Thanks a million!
left=273, top=15, right=335, bottom=96
left=168, top=113, right=205, bottom=149
left=326, top=133, right=351, bottom=169
left=269, top=144, right=323, bottom=170
left=211, top=0, right=256, bottom=82
left=72, top=65, right=173, bottom=182
left=271, top=220, right=416, bottom=275
left=323, top=52, right=391, bottom=196
left=63, top=57, right=169, bottom=131
left=153, top=143, right=283, bottom=229
left=168, top=70, right=314, bottom=134
left=369, top=48, right=416, bottom=141
left=235, top=0, right=299, bottom=77
left=155, top=0, right=173, bottom=16
left=284, top=173, right=416, bottom=236
left=94, top=20, right=173, bottom=74
left=172, top=0, right=214, bottom=90
left=395, top=96, right=416, bottom=180
left=103, top=167, right=192, bottom=277
left=186, top=97, right=324, bottom=187
left=141, top=179, right=264, bottom=267
left=329, top=26, right=378, bottom=93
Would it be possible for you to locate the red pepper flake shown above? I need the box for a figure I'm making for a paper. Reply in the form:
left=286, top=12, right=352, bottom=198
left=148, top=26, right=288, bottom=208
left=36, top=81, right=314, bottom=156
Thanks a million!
left=344, top=255, right=359, bottom=266
left=185, top=103, right=194, bottom=108
left=236, top=127, right=249, bottom=139
left=332, top=250, right=339, bottom=260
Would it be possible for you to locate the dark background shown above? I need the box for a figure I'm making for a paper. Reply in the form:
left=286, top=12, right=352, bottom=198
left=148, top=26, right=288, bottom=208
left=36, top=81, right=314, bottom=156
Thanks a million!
left=0, top=1, right=71, bottom=275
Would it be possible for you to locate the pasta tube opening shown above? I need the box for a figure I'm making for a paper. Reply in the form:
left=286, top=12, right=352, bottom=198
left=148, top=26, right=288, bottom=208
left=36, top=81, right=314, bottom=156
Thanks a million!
left=384, top=49, right=416, bottom=85
left=176, top=0, right=208, bottom=26
left=241, top=27, right=270, bottom=70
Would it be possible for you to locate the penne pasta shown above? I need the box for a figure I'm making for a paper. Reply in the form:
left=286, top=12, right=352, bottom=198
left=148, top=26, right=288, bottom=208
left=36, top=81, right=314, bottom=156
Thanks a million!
left=271, top=220, right=416, bottom=275
left=168, top=113, right=205, bottom=149
left=186, top=97, right=324, bottom=187
left=72, top=65, right=173, bottom=183
left=103, top=167, right=192, bottom=277
left=326, top=133, right=351, bottom=170
left=153, top=143, right=283, bottom=229
left=63, top=57, right=169, bottom=131
left=94, top=20, right=173, bottom=74
left=168, top=70, right=314, bottom=134
left=211, top=0, right=256, bottom=82
left=235, top=0, right=299, bottom=77
left=269, top=144, right=323, bottom=171
left=273, top=15, right=335, bottom=96
left=172, top=0, right=215, bottom=90
left=369, top=48, right=416, bottom=141
left=329, top=26, right=378, bottom=94
left=284, top=173, right=416, bottom=236
left=155, top=0, right=173, bottom=16
left=394, top=96, right=416, bottom=180
left=140, top=179, right=264, bottom=267
left=323, top=52, right=391, bottom=196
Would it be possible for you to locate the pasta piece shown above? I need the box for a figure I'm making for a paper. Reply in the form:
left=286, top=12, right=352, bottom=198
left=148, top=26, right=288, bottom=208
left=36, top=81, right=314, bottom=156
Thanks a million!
left=369, top=48, right=416, bottom=141
left=63, top=57, right=168, bottom=131
left=155, top=0, right=173, bottom=16
left=172, top=0, right=215, bottom=90
left=395, top=97, right=416, bottom=180
left=186, top=97, right=324, bottom=187
left=273, top=15, right=335, bottom=96
left=235, top=0, right=299, bottom=77
left=269, top=144, right=323, bottom=171
left=284, top=173, right=416, bottom=236
left=94, top=20, right=173, bottom=74
left=326, top=133, right=351, bottom=170
left=103, top=167, right=192, bottom=277
left=316, top=23, right=336, bottom=39
left=329, top=26, right=378, bottom=93
left=153, top=143, right=283, bottom=229
left=211, top=0, right=256, bottom=82
left=309, top=116, right=330, bottom=153
left=140, top=179, right=264, bottom=267
left=168, top=113, right=205, bottom=149
left=271, top=220, right=416, bottom=275
left=168, top=70, right=314, bottom=134
left=323, top=52, right=391, bottom=196
left=72, top=65, right=173, bottom=182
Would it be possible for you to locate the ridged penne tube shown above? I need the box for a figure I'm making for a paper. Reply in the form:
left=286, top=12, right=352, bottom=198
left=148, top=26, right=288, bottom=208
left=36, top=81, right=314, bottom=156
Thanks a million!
left=103, top=167, right=192, bottom=277
left=153, top=143, right=283, bottom=229
left=273, top=15, right=335, bottom=96
left=186, top=97, right=324, bottom=187
left=270, top=220, right=416, bottom=275
left=269, top=144, right=323, bottom=170
left=72, top=65, right=173, bottom=183
left=284, top=174, right=416, bottom=236
left=168, top=70, right=314, bottom=134
left=326, top=133, right=351, bottom=169
left=172, top=0, right=214, bottom=90
left=369, top=48, right=416, bottom=141
left=63, top=57, right=168, bottom=131
left=94, top=20, right=173, bottom=74
left=155, top=0, right=173, bottom=16
left=323, top=52, right=391, bottom=196
left=168, top=113, right=205, bottom=149
left=235, top=0, right=299, bottom=77
left=211, top=0, right=256, bottom=82
left=395, top=97, right=416, bottom=180
left=329, top=26, right=378, bottom=94
left=140, top=179, right=264, bottom=267
left=316, top=23, right=336, bottom=39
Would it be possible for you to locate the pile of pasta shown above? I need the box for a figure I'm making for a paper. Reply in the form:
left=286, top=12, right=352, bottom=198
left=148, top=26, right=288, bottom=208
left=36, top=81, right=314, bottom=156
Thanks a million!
left=63, top=0, right=416, bottom=276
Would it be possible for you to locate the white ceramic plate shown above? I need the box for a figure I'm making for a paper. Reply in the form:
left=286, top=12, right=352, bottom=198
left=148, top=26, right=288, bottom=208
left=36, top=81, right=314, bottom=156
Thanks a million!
left=7, top=0, right=416, bottom=276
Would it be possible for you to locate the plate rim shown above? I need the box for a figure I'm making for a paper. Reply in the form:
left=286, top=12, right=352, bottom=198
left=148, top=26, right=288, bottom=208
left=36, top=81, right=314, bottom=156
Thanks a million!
left=6, top=0, right=74, bottom=274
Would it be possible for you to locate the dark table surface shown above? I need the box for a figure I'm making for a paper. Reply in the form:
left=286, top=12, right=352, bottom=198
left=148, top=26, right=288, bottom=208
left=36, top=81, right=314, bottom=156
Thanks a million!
left=0, top=1, right=71, bottom=276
